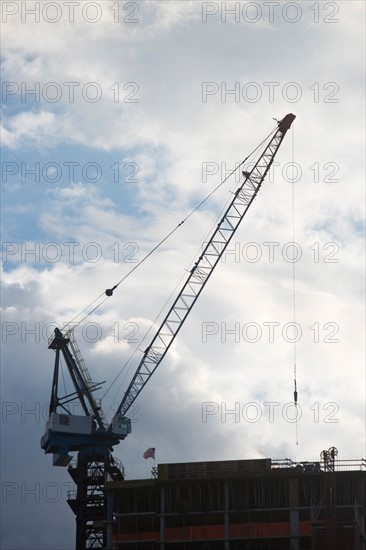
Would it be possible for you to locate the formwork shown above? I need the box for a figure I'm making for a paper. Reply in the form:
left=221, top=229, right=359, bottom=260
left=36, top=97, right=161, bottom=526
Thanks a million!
left=107, top=457, right=366, bottom=549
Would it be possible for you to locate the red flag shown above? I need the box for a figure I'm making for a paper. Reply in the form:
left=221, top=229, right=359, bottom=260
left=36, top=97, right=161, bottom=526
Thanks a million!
left=143, top=447, right=155, bottom=460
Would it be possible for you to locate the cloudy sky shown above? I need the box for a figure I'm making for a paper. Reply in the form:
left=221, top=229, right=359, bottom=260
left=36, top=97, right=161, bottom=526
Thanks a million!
left=1, top=1, right=365, bottom=548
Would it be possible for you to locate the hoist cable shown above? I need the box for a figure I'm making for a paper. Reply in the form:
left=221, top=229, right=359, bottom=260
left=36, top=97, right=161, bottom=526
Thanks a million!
left=291, top=124, right=299, bottom=446
left=104, top=124, right=277, bottom=293
left=101, top=268, right=190, bottom=404
left=61, top=123, right=278, bottom=334
left=100, top=124, right=279, bottom=406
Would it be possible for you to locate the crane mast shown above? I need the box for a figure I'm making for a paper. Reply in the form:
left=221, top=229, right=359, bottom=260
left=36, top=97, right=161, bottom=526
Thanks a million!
left=41, top=113, right=295, bottom=549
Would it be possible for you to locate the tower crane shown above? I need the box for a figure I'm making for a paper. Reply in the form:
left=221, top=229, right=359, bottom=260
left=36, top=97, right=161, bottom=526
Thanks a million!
left=41, top=113, right=296, bottom=549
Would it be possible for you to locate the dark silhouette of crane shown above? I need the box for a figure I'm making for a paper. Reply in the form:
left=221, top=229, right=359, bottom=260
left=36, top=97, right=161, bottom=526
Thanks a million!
left=41, top=113, right=296, bottom=549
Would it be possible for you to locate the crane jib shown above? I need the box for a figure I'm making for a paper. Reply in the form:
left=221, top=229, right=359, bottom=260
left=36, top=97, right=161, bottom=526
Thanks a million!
left=112, top=113, right=296, bottom=423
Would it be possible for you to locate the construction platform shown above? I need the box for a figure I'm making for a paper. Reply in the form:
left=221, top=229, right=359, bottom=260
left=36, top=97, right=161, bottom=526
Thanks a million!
left=106, top=456, right=366, bottom=550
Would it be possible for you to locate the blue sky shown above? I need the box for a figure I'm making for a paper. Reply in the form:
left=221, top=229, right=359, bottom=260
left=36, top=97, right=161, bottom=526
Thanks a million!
left=1, top=2, right=365, bottom=549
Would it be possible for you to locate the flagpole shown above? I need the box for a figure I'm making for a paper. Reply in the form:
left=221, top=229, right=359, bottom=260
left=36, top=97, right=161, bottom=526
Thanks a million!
left=152, top=448, right=157, bottom=479
left=143, top=447, right=157, bottom=478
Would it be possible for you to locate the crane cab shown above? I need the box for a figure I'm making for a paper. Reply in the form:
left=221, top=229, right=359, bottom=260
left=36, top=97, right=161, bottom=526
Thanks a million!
left=111, top=414, right=131, bottom=438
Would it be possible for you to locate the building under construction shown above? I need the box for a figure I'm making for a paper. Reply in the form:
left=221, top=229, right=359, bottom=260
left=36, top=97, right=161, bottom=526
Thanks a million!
left=107, top=451, right=365, bottom=550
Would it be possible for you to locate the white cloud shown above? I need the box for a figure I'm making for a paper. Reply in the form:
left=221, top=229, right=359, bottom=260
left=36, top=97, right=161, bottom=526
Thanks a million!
left=1, top=110, right=58, bottom=149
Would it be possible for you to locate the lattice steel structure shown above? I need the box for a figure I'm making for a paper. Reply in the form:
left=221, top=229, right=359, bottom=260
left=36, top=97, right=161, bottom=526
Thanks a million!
left=41, top=114, right=295, bottom=549
left=114, top=114, right=295, bottom=419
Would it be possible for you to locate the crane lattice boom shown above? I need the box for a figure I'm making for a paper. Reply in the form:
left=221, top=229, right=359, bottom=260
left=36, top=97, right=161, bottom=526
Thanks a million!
left=112, top=113, right=296, bottom=422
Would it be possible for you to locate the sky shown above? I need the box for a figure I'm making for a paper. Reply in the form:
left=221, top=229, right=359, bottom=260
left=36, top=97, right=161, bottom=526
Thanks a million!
left=1, top=1, right=365, bottom=548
